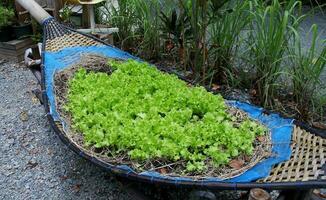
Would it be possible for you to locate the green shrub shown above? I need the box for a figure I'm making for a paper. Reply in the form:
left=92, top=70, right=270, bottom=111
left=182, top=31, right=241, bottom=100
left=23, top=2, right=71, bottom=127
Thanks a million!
left=0, top=6, right=14, bottom=28
left=66, top=60, right=266, bottom=172
left=1, top=0, right=15, bottom=8
left=159, top=5, right=192, bottom=65
left=59, top=3, right=73, bottom=23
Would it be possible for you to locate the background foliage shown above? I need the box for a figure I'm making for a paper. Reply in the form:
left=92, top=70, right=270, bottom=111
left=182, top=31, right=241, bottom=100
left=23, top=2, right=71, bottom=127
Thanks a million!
left=103, top=0, right=325, bottom=124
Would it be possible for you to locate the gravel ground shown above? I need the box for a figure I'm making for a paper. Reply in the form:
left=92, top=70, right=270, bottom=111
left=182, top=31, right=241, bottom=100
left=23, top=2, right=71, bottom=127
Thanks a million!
left=0, top=61, right=131, bottom=200
left=0, top=7, right=325, bottom=200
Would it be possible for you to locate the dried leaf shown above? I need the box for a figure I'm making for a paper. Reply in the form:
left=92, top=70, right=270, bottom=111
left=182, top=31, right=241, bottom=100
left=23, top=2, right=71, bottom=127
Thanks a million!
left=243, top=155, right=250, bottom=162
left=229, top=159, right=244, bottom=169
left=312, top=122, right=326, bottom=130
left=211, top=84, right=220, bottom=91
left=250, top=89, right=257, bottom=96
left=257, top=136, right=265, bottom=142
left=158, top=168, right=167, bottom=174
left=165, top=41, right=174, bottom=52
left=72, top=184, right=82, bottom=193
left=19, top=111, right=29, bottom=122
left=32, top=95, right=39, bottom=104
left=60, top=175, right=68, bottom=181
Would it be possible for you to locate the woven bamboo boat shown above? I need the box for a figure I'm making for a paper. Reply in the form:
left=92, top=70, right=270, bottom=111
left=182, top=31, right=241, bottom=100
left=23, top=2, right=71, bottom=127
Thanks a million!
left=17, top=0, right=325, bottom=194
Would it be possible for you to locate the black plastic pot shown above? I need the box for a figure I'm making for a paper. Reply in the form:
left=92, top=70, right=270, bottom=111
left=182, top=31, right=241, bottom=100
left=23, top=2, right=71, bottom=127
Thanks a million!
left=12, top=23, right=33, bottom=39
left=31, top=44, right=41, bottom=60
left=0, top=26, right=13, bottom=42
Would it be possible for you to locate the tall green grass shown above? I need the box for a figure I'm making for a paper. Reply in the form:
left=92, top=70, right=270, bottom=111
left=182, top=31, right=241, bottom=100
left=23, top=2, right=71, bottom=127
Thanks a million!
left=289, top=24, right=326, bottom=120
left=188, top=0, right=235, bottom=82
left=247, top=0, right=304, bottom=107
left=208, top=0, right=251, bottom=85
left=104, top=0, right=138, bottom=51
left=104, top=0, right=162, bottom=59
left=134, top=0, right=162, bottom=59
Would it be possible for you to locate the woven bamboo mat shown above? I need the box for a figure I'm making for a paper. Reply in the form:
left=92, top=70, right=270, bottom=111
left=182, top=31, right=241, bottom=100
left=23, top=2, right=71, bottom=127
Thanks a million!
left=45, top=33, right=103, bottom=52
left=259, top=126, right=325, bottom=182
left=44, top=18, right=103, bottom=52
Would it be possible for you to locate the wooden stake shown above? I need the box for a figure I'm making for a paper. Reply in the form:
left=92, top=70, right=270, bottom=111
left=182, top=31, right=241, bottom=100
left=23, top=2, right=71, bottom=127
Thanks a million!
left=249, top=188, right=271, bottom=200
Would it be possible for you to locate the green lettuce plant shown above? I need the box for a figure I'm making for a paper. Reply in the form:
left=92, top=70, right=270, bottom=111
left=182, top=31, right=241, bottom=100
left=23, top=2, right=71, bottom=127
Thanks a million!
left=66, top=60, right=266, bottom=172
